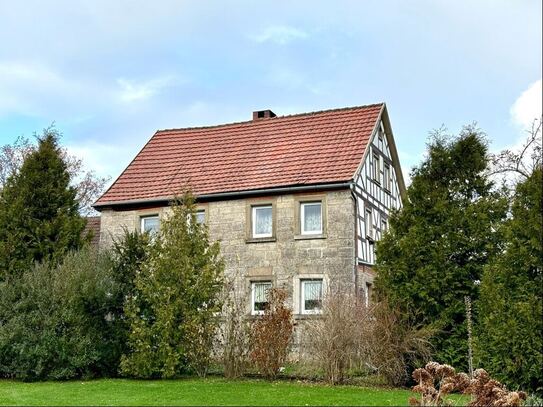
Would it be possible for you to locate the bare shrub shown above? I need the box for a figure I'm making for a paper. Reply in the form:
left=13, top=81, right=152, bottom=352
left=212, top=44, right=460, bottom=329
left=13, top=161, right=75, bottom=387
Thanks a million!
left=250, top=288, right=293, bottom=379
left=303, top=291, right=433, bottom=386
left=304, top=290, right=367, bottom=384
left=218, top=279, right=251, bottom=379
left=364, top=301, right=434, bottom=387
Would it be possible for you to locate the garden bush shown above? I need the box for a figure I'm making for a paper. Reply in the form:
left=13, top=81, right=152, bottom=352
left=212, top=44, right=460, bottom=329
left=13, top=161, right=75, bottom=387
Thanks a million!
left=250, top=288, right=293, bottom=379
left=0, top=248, right=121, bottom=380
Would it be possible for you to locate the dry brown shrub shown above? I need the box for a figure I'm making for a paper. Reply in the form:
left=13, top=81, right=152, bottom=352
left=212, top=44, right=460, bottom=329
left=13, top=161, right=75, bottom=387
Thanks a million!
left=409, top=363, right=527, bottom=407
left=250, top=288, right=293, bottom=379
left=363, top=301, right=434, bottom=386
left=465, top=368, right=527, bottom=407
left=408, top=362, right=468, bottom=406
left=303, top=291, right=433, bottom=386
left=304, top=290, right=367, bottom=384
left=218, top=279, right=251, bottom=379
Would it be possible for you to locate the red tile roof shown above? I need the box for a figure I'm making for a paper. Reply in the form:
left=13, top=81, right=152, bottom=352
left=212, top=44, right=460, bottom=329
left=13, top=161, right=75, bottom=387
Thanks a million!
left=95, top=103, right=384, bottom=206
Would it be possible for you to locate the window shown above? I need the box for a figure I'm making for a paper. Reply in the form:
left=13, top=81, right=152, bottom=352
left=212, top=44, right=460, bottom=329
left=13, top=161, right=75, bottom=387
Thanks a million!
left=195, top=209, right=206, bottom=225
left=141, top=215, right=159, bottom=234
left=365, top=209, right=373, bottom=239
left=252, top=281, right=272, bottom=315
left=372, top=153, right=380, bottom=183
left=381, top=219, right=388, bottom=234
left=384, top=163, right=391, bottom=191
left=252, top=205, right=272, bottom=238
left=301, top=202, right=322, bottom=235
left=301, top=279, right=323, bottom=314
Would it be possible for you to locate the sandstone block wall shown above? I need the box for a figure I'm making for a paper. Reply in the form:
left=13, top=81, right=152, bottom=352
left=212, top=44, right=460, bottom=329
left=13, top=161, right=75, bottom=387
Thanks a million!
left=99, top=189, right=356, bottom=352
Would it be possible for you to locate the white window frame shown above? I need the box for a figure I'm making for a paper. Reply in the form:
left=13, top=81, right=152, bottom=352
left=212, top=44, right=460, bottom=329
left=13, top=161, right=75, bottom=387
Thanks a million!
left=252, top=205, right=273, bottom=238
left=383, top=162, right=391, bottom=191
left=195, top=209, right=206, bottom=225
left=251, top=281, right=272, bottom=315
left=372, top=153, right=380, bottom=184
left=365, top=208, right=373, bottom=239
left=301, top=279, right=324, bottom=315
left=381, top=218, right=388, bottom=234
left=140, top=215, right=159, bottom=234
left=300, top=201, right=322, bottom=235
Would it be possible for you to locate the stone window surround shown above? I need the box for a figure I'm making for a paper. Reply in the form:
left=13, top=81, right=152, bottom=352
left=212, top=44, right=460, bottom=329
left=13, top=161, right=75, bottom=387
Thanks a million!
left=293, top=193, right=327, bottom=240
left=250, top=280, right=272, bottom=315
left=245, top=197, right=277, bottom=243
left=245, top=272, right=274, bottom=315
left=292, top=273, right=329, bottom=316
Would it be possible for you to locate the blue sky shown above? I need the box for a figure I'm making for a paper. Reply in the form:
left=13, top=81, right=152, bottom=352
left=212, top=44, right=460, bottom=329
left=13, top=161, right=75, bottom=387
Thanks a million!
left=0, top=0, right=541, bottom=182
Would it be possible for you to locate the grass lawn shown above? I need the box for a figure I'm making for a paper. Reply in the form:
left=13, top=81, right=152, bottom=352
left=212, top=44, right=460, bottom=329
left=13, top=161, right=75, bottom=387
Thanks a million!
left=0, top=377, right=451, bottom=406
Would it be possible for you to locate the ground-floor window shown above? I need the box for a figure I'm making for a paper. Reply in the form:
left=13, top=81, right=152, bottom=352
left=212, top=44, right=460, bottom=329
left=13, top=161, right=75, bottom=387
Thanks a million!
left=251, top=281, right=272, bottom=315
left=301, top=279, right=323, bottom=314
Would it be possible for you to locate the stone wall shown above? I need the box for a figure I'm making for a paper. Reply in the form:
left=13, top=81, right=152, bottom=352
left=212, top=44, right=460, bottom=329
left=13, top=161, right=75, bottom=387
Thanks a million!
left=99, top=189, right=356, bottom=353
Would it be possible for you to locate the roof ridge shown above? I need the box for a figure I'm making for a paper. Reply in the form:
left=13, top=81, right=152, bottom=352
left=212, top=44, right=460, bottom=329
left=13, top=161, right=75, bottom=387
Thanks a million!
left=156, top=102, right=385, bottom=134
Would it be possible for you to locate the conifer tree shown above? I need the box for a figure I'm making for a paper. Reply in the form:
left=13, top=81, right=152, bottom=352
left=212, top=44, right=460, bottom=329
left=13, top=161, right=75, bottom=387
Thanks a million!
left=476, top=167, right=542, bottom=393
left=0, top=127, right=86, bottom=279
left=374, top=126, right=507, bottom=369
left=120, top=192, right=224, bottom=378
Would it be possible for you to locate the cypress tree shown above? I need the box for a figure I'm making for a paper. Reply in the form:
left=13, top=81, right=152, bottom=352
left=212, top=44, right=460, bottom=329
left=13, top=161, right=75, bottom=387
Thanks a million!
left=374, top=126, right=507, bottom=369
left=476, top=167, right=542, bottom=393
left=0, top=128, right=86, bottom=279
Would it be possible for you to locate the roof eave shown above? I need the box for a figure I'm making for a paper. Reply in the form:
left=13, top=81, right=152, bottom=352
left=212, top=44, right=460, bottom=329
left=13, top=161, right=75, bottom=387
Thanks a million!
left=92, top=181, right=353, bottom=211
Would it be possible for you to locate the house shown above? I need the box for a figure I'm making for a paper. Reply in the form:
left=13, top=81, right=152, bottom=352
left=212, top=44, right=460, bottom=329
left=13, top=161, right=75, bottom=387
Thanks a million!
left=94, top=103, right=406, bottom=332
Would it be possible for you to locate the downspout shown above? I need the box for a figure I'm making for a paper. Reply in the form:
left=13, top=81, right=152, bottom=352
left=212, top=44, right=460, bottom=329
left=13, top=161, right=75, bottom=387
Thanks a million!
left=350, top=183, right=359, bottom=297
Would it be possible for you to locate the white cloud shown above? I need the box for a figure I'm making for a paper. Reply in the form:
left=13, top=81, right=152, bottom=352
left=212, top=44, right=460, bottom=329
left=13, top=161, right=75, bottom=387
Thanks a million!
left=251, top=25, right=308, bottom=45
left=67, top=141, right=139, bottom=182
left=510, top=79, right=542, bottom=130
left=116, top=76, right=178, bottom=103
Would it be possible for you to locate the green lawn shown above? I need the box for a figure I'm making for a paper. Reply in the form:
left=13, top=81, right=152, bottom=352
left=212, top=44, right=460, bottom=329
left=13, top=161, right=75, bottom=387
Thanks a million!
left=0, top=377, right=423, bottom=406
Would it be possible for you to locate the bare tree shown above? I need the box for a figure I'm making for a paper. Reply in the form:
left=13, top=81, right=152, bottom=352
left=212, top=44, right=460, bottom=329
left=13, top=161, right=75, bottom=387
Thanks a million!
left=0, top=127, right=110, bottom=215
left=490, top=118, right=542, bottom=185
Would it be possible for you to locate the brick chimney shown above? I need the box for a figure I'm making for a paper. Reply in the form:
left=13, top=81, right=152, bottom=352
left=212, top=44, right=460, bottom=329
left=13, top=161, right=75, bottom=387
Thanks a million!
left=252, top=109, right=276, bottom=120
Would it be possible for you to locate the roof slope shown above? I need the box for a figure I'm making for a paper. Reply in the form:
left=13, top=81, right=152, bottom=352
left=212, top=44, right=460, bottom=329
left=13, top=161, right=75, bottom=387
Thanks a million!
left=95, top=103, right=383, bottom=206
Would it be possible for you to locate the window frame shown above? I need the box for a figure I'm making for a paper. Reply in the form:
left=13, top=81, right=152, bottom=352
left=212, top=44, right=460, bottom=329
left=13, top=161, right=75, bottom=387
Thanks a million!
left=251, top=205, right=273, bottom=238
left=365, top=208, right=373, bottom=240
left=195, top=209, right=206, bottom=225
left=301, top=279, right=324, bottom=315
left=372, top=152, right=380, bottom=184
left=140, top=215, right=159, bottom=234
left=300, top=201, right=323, bottom=235
left=383, top=162, right=391, bottom=191
left=251, top=281, right=272, bottom=315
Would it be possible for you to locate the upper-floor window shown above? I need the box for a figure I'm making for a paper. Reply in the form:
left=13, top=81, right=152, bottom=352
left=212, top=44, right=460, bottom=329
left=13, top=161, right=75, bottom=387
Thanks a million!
left=252, top=281, right=272, bottom=315
left=252, top=205, right=273, bottom=238
left=141, top=215, right=159, bottom=235
left=195, top=209, right=206, bottom=225
left=383, top=163, right=391, bottom=191
left=301, top=202, right=322, bottom=235
left=381, top=218, right=388, bottom=234
left=372, top=153, right=380, bottom=184
left=301, top=279, right=323, bottom=314
left=365, top=208, right=373, bottom=240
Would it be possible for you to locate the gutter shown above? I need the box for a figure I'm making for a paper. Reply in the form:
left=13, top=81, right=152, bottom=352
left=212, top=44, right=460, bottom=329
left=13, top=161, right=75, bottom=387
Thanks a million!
left=93, top=181, right=353, bottom=211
